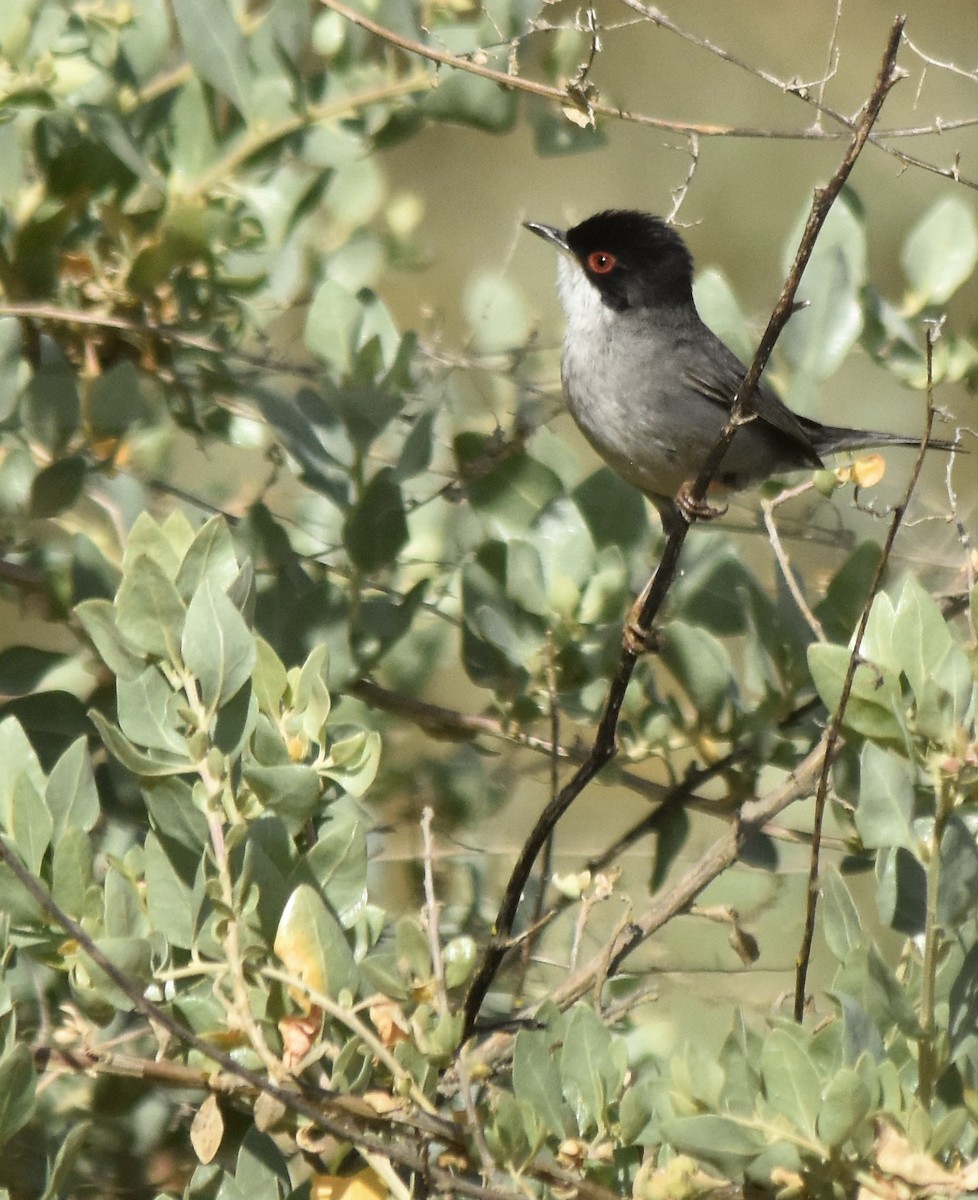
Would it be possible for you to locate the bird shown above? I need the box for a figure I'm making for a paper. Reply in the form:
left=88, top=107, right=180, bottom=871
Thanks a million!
left=525, top=209, right=955, bottom=532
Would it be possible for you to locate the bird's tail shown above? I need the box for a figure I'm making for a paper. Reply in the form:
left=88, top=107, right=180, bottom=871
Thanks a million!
left=806, top=422, right=960, bottom=457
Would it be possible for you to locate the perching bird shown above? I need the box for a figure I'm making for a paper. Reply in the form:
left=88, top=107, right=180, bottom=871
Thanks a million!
left=526, top=209, right=955, bottom=531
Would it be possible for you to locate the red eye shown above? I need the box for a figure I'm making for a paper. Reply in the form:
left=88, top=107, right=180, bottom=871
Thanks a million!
left=586, top=250, right=616, bottom=274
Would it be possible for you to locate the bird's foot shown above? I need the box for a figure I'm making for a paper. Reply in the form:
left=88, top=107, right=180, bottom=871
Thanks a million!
left=623, top=594, right=664, bottom=656
left=676, top=481, right=728, bottom=524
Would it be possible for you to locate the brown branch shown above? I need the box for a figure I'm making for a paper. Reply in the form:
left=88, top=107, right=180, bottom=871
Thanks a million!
left=0, top=832, right=611, bottom=1200
left=459, top=734, right=836, bottom=1082
left=792, top=319, right=943, bottom=1020
left=320, top=0, right=977, bottom=189
left=461, top=15, right=908, bottom=1040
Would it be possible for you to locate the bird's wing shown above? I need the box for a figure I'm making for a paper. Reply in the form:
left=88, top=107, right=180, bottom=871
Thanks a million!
left=682, top=338, right=823, bottom=468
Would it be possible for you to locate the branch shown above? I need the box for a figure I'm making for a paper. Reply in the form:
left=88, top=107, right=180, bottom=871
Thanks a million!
left=459, top=733, right=837, bottom=1081
left=792, top=318, right=944, bottom=1019
left=461, top=15, right=907, bottom=1039
left=320, top=0, right=977, bottom=189
left=0, top=831, right=613, bottom=1200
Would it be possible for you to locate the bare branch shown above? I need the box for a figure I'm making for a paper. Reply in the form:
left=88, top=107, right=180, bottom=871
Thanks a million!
left=792, top=317, right=945, bottom=1019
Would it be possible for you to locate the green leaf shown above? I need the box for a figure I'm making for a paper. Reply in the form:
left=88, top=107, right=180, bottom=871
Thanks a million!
left=780, top=190, right=866, bottom=401
left=902, top=195, right=978, bottom=311
left=661, top=621, right=734, bottom=722
left=876, top=846, right=927, bottom=936
left=833, top=992, right=885, bottom=1065
left=145, top=833, right=197, bottom=950
left=304, top=279, right=363, bottom=377
left=143, top=778, right=208, bottom=853
left=572, top=468, right=649, bottom=549
left=694, top=267, right=755, bottom=363
left=937, top=815, right=978, bottom=928
left=104, top=863, right=148, bottom=939
left=892, top=575, right=973, bottom=739
left=514, top=1029, right=571, bottom=1139
left=291, top=644, right=332, bottom=743
left=463, top=449, right=564, bottom=535
left=122, top=511, right=191, bottom=577
left=559, top=1005, right=626, bottom=1135
left=759, top=1028, right=821, bottom=1138
left=115, top=555, right=186, bottom=663
left=175, top=516, right=241, bottom=602
left=321, top=729, right=381, bottom=797
left=855, top=742, right=916, bottom=852
left=182, top=580, right=256, bottom=711
left=244, top=763, right=322, bottom=827
left=116, top=667, right=188, bottom=755
left=85, top=360, right=152, bottom=439
left=0, top=1043, right=35, bottom=1145
left=834, top=944, right=923, bottom=1038
left=660, top=1114, right=765, bottom=1172
left=46, top=737, right=100, bottom=841
left=52, top=825, right=94, bottom=920
left=234, top=1128, right=291, bottom=1197
left=29, top=455, right=86, bottom=518
left=815, top=542, right=884, bottom=644
left=253, top=637, right=288, bottom=716
left=464, top=273, right=530, bottom=354
left=23, top=351, right=81, bottom=455
left=274, top=883, right=356, bottom=998
left=77, top=937, right=153, bottom=1012
left=9, top=773, right=53, bottom=875
left=650, top=805, right=690, bottom=893
left=817, top=1067, right=874, bottom=1147
left=74, top=599, right=143, bottom=680
left=292, top=807, right=367, bottom=928
left=88, top=710, right=193, bottom=777
left=820, top=867, right=864, bottom=960
left=422, top=29, right=517, bottom=131
left=807, top=643, right=905, bottom=741
left=315, top=385, right=403, bottom=457
left=170, top=0, right=255, bottom=120
left=40, top=1119, right=92, bottom=1200
left=442, top=935, right=475, bottom=988
left=342, top=468, right=409, bottom=573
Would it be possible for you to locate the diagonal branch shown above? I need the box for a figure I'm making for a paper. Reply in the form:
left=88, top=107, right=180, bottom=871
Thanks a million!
left=461, top=14, right=908, bottom=1039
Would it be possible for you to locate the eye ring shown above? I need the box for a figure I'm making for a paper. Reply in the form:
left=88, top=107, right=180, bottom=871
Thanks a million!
left=586, top=250, right=617, bottom=275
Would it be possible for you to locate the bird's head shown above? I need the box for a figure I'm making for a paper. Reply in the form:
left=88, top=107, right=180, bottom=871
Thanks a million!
left=525, top=210, right=694, bottom=312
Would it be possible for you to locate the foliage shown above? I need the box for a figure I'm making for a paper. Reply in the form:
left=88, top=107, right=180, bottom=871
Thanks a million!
left=0, top=0, right=975, bottom=1197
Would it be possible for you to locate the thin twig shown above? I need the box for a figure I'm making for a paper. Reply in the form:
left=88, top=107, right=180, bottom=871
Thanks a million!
left=319, top=0, right=977, bottom=197
left=461, top=14, right=908, bottom=1040
left=762, top=483, right=828, bottom=641
left=792, top=318, right=943, bottom=1020
left=421, top=807, right=449, bottom=1018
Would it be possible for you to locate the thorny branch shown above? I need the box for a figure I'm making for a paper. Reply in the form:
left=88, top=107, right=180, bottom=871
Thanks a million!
left=321, top=0, right=977, bottom=189
left=461, top=14, right=909, bottom=1039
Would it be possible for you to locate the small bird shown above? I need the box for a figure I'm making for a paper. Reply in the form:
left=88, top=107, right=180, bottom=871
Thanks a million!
left=526, top=209, right=954, bottom=530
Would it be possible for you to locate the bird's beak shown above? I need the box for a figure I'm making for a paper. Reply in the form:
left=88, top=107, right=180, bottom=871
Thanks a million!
left=523, top=221, right=569, bottom=253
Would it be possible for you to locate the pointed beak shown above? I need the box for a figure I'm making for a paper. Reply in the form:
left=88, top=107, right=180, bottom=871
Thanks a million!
left=524, top=221, right=569, bottom=253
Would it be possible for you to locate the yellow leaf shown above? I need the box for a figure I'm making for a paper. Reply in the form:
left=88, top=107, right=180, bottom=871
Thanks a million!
left=311, top=1166, right=388, bottom=1199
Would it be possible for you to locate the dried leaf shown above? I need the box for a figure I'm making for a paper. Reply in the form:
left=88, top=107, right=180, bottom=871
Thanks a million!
left=189, top=1094, right=223, bottom=1164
